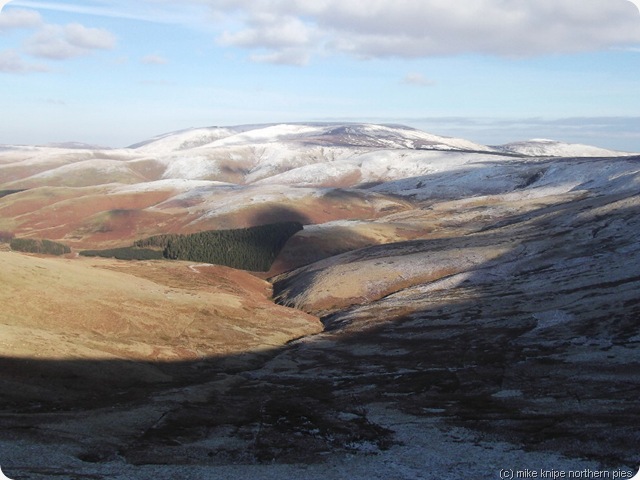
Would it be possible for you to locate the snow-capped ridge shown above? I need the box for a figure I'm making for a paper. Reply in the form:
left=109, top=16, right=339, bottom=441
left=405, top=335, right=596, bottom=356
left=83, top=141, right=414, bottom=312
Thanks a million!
left=496, top=139, right=636, bottom=157
left=44, top=142, right=111, bottom=150
left=5, top=122, right=637, bottom=193
left=130, top=127, right=236, bottom=153
left=132, top=122, right=498, bottom=154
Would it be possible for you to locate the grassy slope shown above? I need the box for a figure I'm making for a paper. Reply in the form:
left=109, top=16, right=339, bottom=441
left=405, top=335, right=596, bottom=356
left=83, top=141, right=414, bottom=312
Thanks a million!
left=0, top=251, right=321, bottom=403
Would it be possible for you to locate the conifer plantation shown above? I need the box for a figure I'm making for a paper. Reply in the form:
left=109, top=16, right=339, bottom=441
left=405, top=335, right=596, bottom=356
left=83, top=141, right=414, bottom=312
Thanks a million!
left=81, top=221, right=303, bottom=271
left=10, top=238, right=71, bottom=256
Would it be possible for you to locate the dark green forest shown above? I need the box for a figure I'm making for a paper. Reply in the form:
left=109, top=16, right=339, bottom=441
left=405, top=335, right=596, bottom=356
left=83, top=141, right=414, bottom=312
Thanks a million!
left=79, top=247, right=163, bottom=261
left=81, top=221, right=303, bottom=271
left=10, top=238, right=71, bottom=256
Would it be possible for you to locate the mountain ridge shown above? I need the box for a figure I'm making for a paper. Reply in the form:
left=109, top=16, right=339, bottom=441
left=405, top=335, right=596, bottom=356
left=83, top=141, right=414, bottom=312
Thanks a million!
left=5, top=121, right=635, bottom=157
left=1, top=122, right=638, bottom=251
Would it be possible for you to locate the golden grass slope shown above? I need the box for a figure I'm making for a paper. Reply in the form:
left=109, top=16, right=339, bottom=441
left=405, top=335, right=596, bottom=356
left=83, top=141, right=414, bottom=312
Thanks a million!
left=0, top=251, right=321, bottom=364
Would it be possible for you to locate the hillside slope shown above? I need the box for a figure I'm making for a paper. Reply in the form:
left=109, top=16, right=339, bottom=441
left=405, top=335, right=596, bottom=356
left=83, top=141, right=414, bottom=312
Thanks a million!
left=1, top=123, right=639, bottom=476
left=268, top=159, right=640, bottom=464
left=0, top=252, right=321, bottom=404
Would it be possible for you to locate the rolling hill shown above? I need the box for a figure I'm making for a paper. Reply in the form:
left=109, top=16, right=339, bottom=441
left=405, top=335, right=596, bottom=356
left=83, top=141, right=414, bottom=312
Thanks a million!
left=1, top=123, right=639, bottom=477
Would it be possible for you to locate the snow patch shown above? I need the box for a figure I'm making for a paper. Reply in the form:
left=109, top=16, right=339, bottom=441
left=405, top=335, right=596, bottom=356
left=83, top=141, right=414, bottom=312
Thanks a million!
left=532, top=310, right=574, bottom=330
left=161, top=155, right=220, bottom=180
left=111, top=179, right=229, bottom=194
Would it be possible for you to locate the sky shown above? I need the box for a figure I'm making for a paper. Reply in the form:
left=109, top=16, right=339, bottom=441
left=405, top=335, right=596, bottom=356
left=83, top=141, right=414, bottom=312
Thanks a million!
left=1, top=0, right=640, bottom=151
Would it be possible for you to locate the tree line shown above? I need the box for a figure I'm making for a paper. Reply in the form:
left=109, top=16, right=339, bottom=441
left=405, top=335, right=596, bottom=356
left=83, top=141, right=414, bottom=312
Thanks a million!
left=79, top=247, right=163, bottom=260
left=10, top=238, right=71, bottom=255
left=82, top=221, right=303, bottom=271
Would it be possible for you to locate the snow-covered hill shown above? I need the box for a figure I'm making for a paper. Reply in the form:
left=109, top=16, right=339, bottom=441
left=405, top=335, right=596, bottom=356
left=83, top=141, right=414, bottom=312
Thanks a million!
left=0, top=123, right=506, bottom=189
left=1, top=122, right=638, bottom=247
left=132, top=123, right=498, bottom=154
left=495, top=138, right=634, bottom=157
left=3, top=123, right=637, bottom=190
left=129, top=126, right=237, bottom=153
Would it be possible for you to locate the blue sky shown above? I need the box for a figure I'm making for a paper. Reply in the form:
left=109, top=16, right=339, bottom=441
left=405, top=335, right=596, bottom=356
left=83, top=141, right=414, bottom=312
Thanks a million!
left=1, top=0, right=640, bottom=151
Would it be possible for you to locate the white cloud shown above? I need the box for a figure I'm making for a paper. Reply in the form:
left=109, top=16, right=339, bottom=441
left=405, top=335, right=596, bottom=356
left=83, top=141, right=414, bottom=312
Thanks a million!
left=0, top=5, right=117, bottom=70
left=220, top=13, right=315, bottom=49
left=141, top=54, right=168, bottom=65
left=0, top=7, right=42, bottom=30
left=6, top=0, right=640, bottom=64
left=249, top=48, right=310, bottom=66
left=64, top=22, right=115, bottom=49
left=217, top=9, right=319, bottom=65
left=24, top=22, right=116, bottom=59
left=0, top=48, right=48, bottom=72
left=203, top=0, right=640, bottom=61
left=403, top=73, right=436, bottom=87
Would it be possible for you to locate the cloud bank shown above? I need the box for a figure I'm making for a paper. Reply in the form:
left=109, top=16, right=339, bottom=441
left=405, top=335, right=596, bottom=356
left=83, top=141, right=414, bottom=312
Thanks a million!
left=0, top=6, right=40, bottom=28
left=24, top=23, right=115, bottom=59
left=403, top=73, right=436, bottom=87
left=4, top=0, right=640, bottom=66
left=0, top=48, right=48, bottom=72
left=206, top=0, right=640, bottom=63
left=141, top=54, right=168, bottom=65
left=0, top=5, right=116, bottom=72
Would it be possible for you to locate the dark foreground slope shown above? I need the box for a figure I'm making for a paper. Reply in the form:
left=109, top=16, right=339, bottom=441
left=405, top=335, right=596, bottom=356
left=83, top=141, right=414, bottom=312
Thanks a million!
left=270, top=187, right=640, bottom=466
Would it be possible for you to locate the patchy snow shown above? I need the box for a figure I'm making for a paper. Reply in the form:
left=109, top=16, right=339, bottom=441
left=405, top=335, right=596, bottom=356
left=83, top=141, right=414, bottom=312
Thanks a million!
left=131, top=127, right=236, bottom=153
left=0, top=404, right=610, bottom=480
left=254, top=160, right=362, bottom=186
left=525, top=157, right=640, bottom=193
left=3, top=122, right=638, bottom=200
left=132, top=123, right=497, bottom=168
left=2, top=122, right=639, bottom=480
left=23, top=158, right=136, bottom=179
left=150, top=183, right=325, bottom=220
left=253, top=150, right=520, bottom=188
left=161, top=155, right=222, bottom=180
left=368, top=154, right=640, bottom=200
left=111, top=179, right=231, bottom=194
left=532, top=310, right=575, bottom=331
left=302, top=219, right=366, bottom=232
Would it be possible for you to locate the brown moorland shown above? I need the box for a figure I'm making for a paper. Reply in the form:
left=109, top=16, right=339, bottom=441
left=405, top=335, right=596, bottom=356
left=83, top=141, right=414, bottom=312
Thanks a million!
left=0, top=251, right=321, bottom=406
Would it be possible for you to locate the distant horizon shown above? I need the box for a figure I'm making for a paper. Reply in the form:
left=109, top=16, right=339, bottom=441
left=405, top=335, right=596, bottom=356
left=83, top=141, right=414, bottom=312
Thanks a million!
left=2, top=1, right=640, bottom=152
left=2, top=118, right=639, bottom=154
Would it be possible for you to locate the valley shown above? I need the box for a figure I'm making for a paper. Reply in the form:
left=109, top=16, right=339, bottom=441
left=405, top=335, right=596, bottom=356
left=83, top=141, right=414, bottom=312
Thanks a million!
left=0, top=123, right=639, bottom=478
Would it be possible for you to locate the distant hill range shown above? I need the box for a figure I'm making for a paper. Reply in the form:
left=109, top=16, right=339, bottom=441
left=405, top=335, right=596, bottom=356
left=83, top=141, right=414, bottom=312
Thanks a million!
left=0, top=122, right=637, bottom=253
